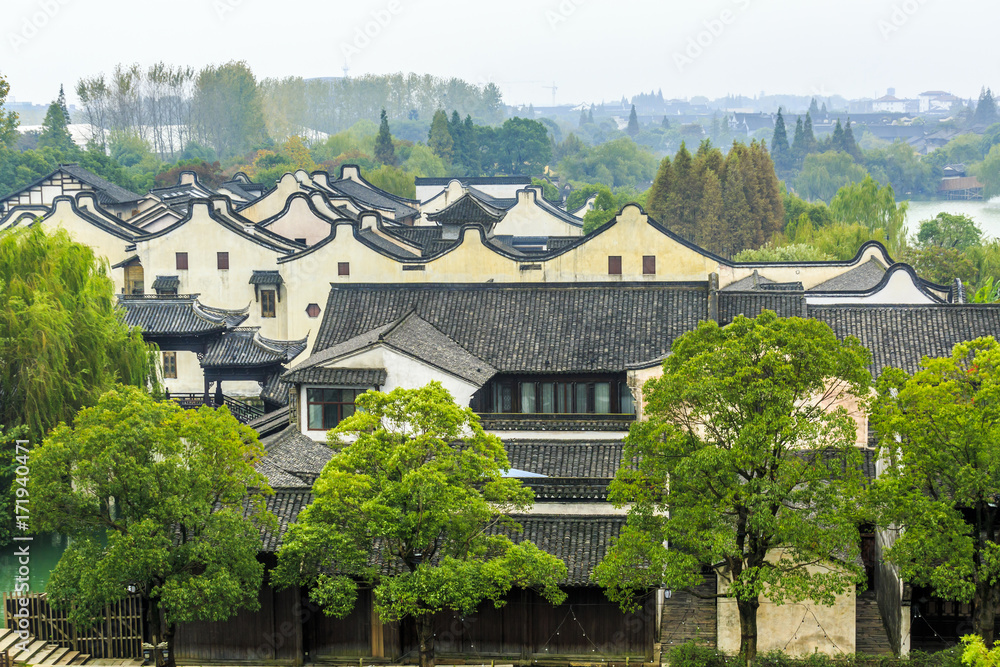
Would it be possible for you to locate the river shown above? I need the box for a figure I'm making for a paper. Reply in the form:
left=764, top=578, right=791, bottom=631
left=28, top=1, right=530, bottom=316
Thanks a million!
left=903, top=198, right=1000, bottom=240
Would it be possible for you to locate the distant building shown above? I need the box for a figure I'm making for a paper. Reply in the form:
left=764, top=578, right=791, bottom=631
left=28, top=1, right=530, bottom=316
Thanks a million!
left=918, top=90, right=963, bottom=114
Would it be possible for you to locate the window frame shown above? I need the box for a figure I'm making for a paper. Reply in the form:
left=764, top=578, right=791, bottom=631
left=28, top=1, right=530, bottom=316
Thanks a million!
left=217, top=251, right=229, bottom=270
left=305, top=387, right=368, bottom=431
left=338, top=262, right=350, bottom=276
left=643, top=255, right=656, bottom=275
left=162, top=351, right=177, bottom=379
left=261, top=289, right=276, bottom=318
left=608, top=256, right=622, bottom=275
left=175, top=252, right=188, bottom=270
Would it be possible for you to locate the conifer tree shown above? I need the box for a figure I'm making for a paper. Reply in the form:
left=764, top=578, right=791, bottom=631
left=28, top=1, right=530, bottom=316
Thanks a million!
left=821, top=102, right=828, bottom=114
left=809, top=97, right=820, bottom=116
left=831, top=119, right=845, bottom=153
left=662, top=116, right=670, bottom=129
left=588, top=105, right=595, bottom=123
left=791, top=116, right=806, bottom=166
left=374, top=108, right=396, bottom=166
left=460, top=115, right=480, bottom=175
left=803, top=112, right=818, bottom=154
left=975, top=87, right=998, bottom=126
left=645, top=155, right=673, bottom=224
left=749, top=140, right=785, bottom=240
left=527, top=103, right=535, bottom=118
left=579, top=108, right=588, bottom=127
left=770, top=108, right=791, bottom=174
left=843, top=118, right=861, bottom=161
left=697, top=168, right=726, bottom=254
left=627, top=104, right=640, bottom=136
left=39, top=86, right=75, bottom=153
left=428, top=109, right=453, bottom=162
left=666, top=143, right=697, bottom=239
left=722, top=151, right=753, bottom=255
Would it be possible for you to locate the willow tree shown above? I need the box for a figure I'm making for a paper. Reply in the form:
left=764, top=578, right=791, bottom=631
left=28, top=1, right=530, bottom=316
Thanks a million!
left=274, top=382, right=567, bottom=667
left=0, top=225, right=157, bottom=442
left=595, top=312, right=871, bottom=666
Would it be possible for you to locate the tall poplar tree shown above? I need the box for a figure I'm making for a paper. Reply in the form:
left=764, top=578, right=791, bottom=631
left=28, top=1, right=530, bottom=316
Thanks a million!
left=627, top=104, right=640, bottom=136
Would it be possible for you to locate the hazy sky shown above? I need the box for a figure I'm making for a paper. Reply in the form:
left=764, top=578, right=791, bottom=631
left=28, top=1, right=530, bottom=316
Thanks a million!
left=1, top=0, right=993, bottom=108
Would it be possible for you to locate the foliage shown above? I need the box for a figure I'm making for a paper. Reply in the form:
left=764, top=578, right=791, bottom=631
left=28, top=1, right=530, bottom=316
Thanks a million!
left=192, top=60, right=268, bottom=159
left=626, top=104, right=640, bottom=136
left=428, top=109, right=453, bottom=162
left=579, top=184, right=645, bottom=234
left=829, top=176, right=908, bottom=256
left=0, top=73, right=19, bottom=148
left=374, top=109, right=397, bottom=166
left=872, top=337, right=1000, bottom=644
left=38, top=87, right=75, bottom=153
left=274, top=382, right=567, bottom=667
left=361, top=165, right=416, bottom=199
left=899, top=246, right=977, bottom=285
left=793, top=151, right=869, bottom=203
left=558, top=136, right=657, bottom=188
left=915, top=212, right=983, bottom=250
left=531, top=178, right=561, bottom=204
left=402, top=143, right=447, bottom=178
left=596, top=312, right=870, bottom=666
left=733, top=242, right=835, bottom=262
left=31, top=386, right=275, bottom=657
left=487, top=117, right=552, bottom=176
left=154, top=159, right=225, bottom=189
left=0, top=226, right=157, bottom=443
left=972, top=144, right=1000, bottom=199
left=667, top=641, right=962, bottom=667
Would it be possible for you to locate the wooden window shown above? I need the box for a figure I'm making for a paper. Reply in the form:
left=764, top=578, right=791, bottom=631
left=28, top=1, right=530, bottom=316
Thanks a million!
left=261, top=289, right=276, bottom=318
left=162, top=352, right=177, bottom=379
left=305, top=303, right=321, bottom=318
left=643, top=255, right=656, bottom=275
left=307, top=388, right=367, bottom=430
left=338, top=262, right=350, bottom=276
left=217, top=252, right=229, bottom=270
left=175, top=252, right=188, bottom=270
left=608, top=256, right=622, bottom=275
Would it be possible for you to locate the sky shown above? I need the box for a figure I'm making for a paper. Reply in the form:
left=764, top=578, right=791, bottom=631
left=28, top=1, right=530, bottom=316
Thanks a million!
left=0, top=0, right=993, bottom=108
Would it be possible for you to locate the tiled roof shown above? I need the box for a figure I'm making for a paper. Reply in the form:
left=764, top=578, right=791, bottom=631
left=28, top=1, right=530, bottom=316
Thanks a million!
left=59, top=164, right=143, bottom=204
left=502, top=515, right=626, bottom=585
left=504, top=440, right=624, bottom=478
left=810, top=304, right=1000, bottom=376
left=151, top=275, right=180, bottom=292
left=415, top=176, right=532, bottom=186
left=425, top=193, right=507, bottom=225
left=327, top=178, right=419, bottom=219
left=118, top=295, right=249, bottom=336
left=522, top=478, right=611, bottom=502
left=257, top=489, right=313, bottom=552
left=314, top=283, right=709, bottom=374
left=248, top=404, right=290, bottom=438
left=202, top=328, right=307, bottom=368
left=357, top=229, right=421, bottom=260
left=718, top=291, right=807, bottom=325
left=722, top=271, right=776, bottom=292
left=283, top=367, right=387, bottom=386
left=260, top=424, right=333, bottom=484
left=249, top=270, right=283, bottom=285
left=260, top=375, right=290, bottom=409
left=809, top=258, right=886, bottom=292
left=466, top=186, right=518, bottom=209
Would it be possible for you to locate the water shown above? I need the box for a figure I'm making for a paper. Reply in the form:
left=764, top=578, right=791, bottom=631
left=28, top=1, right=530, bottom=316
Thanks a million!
left=0, top=533, right=68, bottom=627
left=903, top=198, right=1000, bottom=241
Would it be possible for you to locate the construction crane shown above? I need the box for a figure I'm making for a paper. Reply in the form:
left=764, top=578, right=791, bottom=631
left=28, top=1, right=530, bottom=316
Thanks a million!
left=543, top=81, right=558, bottom=106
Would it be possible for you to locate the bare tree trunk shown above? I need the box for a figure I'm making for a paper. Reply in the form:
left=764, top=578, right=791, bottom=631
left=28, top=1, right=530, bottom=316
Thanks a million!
left=737, top=597, right=759, bottom=667
left=415, top=614, right=435, bottom=667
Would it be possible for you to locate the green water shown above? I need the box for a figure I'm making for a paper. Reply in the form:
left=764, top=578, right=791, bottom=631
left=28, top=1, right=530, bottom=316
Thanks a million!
left=0, top=533, right=68, bottom=627
left=903, top=198, right=1000, bottom=241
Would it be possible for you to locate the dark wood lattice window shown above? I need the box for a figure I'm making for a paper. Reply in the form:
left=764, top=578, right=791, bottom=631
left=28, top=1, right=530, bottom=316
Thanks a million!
left=608, top=256, right=622, bottom=275
left=162, top=351, right=177, bottom=379
left=175, top=252, right=188, bottom=270
left=261, top=290, right=276, bottom=318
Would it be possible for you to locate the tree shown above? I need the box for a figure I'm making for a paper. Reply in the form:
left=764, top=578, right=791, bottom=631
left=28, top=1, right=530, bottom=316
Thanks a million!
left=490, top=117, right=552, bottom=176
left=793, top=151, right=869, bottom=203
left=38, top=86, right=75, bottom=153
left=273, top=382, right=567, bottom=667
left=0, top=73, right=19, bottom=148
left=809, top=97, right=820, bottom=116
left=829, top=175, right=908, bottom=255
left=192, top=60, right=268, bottom=159
left=0, top=226, right=156, bottom=443
left=645, top=155, right=673, bottom=224
left=427, top=109, right=453, bottom=162
left=842, top=119, right=862, bottom=161
left=770, top=108, right=791, bottom=175
left=696, top=168, right=726, bottom=254
left=871, top=337, right=1000, bottom=645
left=627, top=104, right=640, bottom=136
left=595, top=311, right=871, bottom=666
left=831, top=119, right=845, bottom=153
left=915, top=212, right=983, bottom=249
left=31, top=385, right=275, bottom=658
left=975, top=87, right=999, bottom=127
left=374, top=108, right=397, bottom=166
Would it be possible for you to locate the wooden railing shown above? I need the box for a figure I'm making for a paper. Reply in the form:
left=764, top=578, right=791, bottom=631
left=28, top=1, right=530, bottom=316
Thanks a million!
left=2, top=593, right=143, bottom=658
left=164, top=393, right=263, bottom=424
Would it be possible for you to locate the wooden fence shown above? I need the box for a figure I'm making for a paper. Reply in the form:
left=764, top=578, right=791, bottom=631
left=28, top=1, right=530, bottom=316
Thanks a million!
left=2, top=593, right=143, bottom=658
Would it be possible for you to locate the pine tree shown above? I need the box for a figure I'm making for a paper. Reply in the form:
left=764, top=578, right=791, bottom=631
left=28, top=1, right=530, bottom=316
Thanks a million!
left=428, top=109, right=454, bottom=162
left=809, top=98, right=820, bottom=116
left=461, top=115, right=480, bottom=175
left=975, top=87, right=998, bottom=126
left=38, top=86, right=75, bottom=153
left=698, top=168, right=726, bottom=254
left=749, top=140, right=784, bottom=241
left=843, top=118, right=862, bottom=161
left=803, top=112, right=818, bottom=154
left=722, top=152, right=753, bottom=255
left=374, top=108, right=396, bottom=166
left=645, top=155, right=673, bottom=225
left=821, top=102, right=828, bottom=115
left=57, top=84, right=71, bottom=123
left=831, top=119, right=845, bottom=153
left=527, top=103, right=535, bottom=118
left=580, top=108, right=588, bottom=127
left=627, top=104, right=640, bottom=136
left=770, top=108, right=791, bottom=174
left=791, top=116, right=806, bottom=166
left=588, top=105, right=595, bottom=123
left=666, top=143, right=697, bottom=239
left=662, top=116, right=670, bottom=129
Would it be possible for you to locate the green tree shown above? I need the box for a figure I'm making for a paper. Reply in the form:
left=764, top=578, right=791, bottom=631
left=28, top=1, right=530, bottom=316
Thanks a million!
left=427, top=109, right=453, bottom=162
left=770, top=108, right=791, bottom=175
left=793, top=151, right=869, bottom=203
left=973, top=144, right=1000, bottom=198
left=915, top=212, right=983, bottom=249
left=31, top=385, right=275, bottom=658
left=192, top=60, right=268, bottom=159
left=900, top=245, right=977, bottom=286
left=696, top=168, right=726, bottom=254
left=595, top=312, right=871, bottom=666
left=645, top=155, right=673, bottom=225
left=0, top=73, right=19, bottom=148
left=627, top=104, right=640, bottom=136
left=362, top=165, right=416, bottom=199
left=403, top=143, right=447, bottom=178
left=274, top=382, right=567, bottom=667
left=831, top=119, right=845, bottom=153
left=38, top=86, right=75, bottom=153
left=0, top=226, right=156, bottom=443
left=374, top=108, right=397, bottom=166
left=975, top=87, right=999, bottom=126
left=829, top=175, right=908, bottom=254
left=580, top=185, right=645, bottom=234
left=490, top=117, right=552, bottom=176
left=872, top=338, right=1000, bottom=645
left=843, top=119, right=862, bottom=161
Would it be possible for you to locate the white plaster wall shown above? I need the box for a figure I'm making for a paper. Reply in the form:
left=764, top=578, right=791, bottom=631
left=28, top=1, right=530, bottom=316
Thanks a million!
left=261, top=196, right=332, bottom=246
left=492, top=190, right=583, bottom=237
left=806, top=269, right=936, bottom=305
left=162, top=350, right=205, bottom=394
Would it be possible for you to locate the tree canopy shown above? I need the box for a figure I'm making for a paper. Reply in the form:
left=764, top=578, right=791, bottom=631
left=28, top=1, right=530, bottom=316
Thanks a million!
left=871, top=337, right=1000, bottom=645
left=595, top=311, right=871, bottom=665
left=31, top=385, right=275, bottom=657
left=274, top=382, right=567, bottom=667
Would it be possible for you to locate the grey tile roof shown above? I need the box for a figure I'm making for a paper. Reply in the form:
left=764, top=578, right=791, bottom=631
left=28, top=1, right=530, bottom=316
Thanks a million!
left=810, top=304, right=1000, bottom=376
left=260, top=375, right=290, bottom=409
left=59, top=164, right=143, bottom=204
left=327, top=178, right=419, bottom=219
left=522, top=478, right=611, bottom=502
left=257, top=459, right=308, bottom=489
left=314, top=283, right=709, bottom=374
left=118, top=295, right=249, bottom=335
left=248, top=404, right=290, bottom=437
left=426, top=193, right=508, bottom=225
left=502, top=515, right=626, bottom=586
left=257, top=489, right=313, bottom=552
left=202, top=328, right=307, bottom=368
left=466, top=186, right=518, bottom=209
left=357, top=229, right=421, bottom=260
left=249, top=270, right=283, bottom=285
left=416, top=176, right=532, bottom=187
left=809, top=258, right=886, bottom=292
left=504, top=440, right=625, bottom=478
left=260, top=424, right=333, bottom=482
left=718, top=291, right=807, bottom=325
left=151, top=275, right=180, bottom=292
left=283, top=367, right=387, bottom=386
left=722, top=271, right=775, bottom=291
